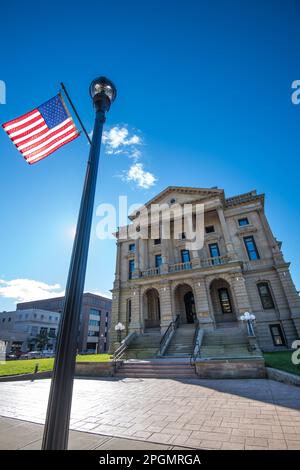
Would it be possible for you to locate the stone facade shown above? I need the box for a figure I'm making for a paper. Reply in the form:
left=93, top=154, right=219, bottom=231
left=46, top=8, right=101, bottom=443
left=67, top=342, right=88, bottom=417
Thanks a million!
left=110, top=186, right=300, bottom=352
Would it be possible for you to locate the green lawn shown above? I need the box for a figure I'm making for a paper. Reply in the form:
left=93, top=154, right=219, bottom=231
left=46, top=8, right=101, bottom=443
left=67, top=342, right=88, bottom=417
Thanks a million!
left=0, top=354, right=112, bottom=377
left=264, top=351, right=300, bottom=376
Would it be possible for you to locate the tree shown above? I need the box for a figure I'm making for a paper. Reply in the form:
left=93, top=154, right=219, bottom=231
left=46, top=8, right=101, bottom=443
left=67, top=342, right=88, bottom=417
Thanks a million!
left=35, top=330, right=50, bottom=351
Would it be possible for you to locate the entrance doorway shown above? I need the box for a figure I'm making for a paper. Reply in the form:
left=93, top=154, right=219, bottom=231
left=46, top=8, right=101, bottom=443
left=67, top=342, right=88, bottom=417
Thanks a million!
left=144, top=288, right=161, bottom=329
left=184, top=291, right=196, bottom=323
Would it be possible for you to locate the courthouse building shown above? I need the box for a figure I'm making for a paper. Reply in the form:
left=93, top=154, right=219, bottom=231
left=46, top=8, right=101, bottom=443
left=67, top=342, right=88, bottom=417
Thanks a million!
left=110, top=186, right=300, bottom=354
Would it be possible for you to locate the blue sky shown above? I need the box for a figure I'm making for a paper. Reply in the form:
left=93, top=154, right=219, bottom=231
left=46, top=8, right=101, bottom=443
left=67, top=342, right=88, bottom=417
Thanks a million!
left=0, top=0, right=299, bottom=310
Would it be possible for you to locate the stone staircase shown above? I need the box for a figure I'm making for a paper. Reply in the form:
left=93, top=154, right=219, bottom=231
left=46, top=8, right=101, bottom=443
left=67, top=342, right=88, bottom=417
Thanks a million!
left=124, top=329, right=161, bottom=359
left=200, top=325, right=258, bottom=359
left=164, top=323, right=196, bottom=357
left=197, top=325, right=266, bottom=379
left=114, top=359, right=197, bottom=379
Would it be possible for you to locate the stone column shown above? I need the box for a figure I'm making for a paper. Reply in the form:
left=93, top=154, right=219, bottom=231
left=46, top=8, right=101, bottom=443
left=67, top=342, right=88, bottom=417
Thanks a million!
left=132, top=238, right=140, bottom=278
left=108, top=289, right=120, bottom=352
left=160, top=237, right=169, bottom=274
left=186, top=213, right=200, bottom=267
left=158, top=281, right=173, bottom=333
left=192, top=277, right=214, bottom=328
left=139, top=238, right=148, bottom=273
left=277, top=268, right=300, bottom=336
left=257, top=208, right=278, bottom=251
left=216, top=206, right=236, bottom=259
left=128, top=286, right=142, bottom=333
left=114, top=240, right=121, bottom=283
left=230, top=274, right=252, bottom=318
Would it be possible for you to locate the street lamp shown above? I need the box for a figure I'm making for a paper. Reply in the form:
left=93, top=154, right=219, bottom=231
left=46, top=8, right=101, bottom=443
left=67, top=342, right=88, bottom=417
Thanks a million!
left=42, top=76, right=117, bottom=450
left=115, top=322, right=125, bottom=343
left=240, top=311, right=256, bottom=337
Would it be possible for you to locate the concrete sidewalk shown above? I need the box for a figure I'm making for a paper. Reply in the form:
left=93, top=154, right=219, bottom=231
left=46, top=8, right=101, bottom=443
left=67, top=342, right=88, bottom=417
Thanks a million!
left=0, top=417, right=189, bottom=450
left=1, top=377, right=300, bottom=449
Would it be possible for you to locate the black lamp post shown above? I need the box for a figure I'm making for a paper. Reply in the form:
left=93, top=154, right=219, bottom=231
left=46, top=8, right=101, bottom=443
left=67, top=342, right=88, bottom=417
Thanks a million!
left=42, top=77, right=117, bottom=450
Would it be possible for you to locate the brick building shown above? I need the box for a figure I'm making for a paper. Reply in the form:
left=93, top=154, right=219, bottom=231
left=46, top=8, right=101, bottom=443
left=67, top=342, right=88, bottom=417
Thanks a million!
left=17, top=292, right=112, bottom=353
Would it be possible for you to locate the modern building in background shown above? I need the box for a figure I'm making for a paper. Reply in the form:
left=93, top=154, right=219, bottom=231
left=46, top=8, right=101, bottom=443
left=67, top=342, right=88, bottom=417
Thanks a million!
left=110, top=186, right=300, bottom=353
left=0, top=309, right=60, bottom=353
left=0, top=292, right=112, bottom=354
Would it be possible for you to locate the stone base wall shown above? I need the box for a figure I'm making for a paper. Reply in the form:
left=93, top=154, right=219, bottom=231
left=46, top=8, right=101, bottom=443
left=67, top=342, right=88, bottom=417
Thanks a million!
left=195, top=358, right=266, bottom=379
left=75, top=362, right=114, bottom=377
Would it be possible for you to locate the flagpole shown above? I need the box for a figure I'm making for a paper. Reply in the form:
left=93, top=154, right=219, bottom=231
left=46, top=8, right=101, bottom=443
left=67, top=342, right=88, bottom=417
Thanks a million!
left=60, top=82, right=92, bottom=146
left=42, top=77, right=117, bottom=450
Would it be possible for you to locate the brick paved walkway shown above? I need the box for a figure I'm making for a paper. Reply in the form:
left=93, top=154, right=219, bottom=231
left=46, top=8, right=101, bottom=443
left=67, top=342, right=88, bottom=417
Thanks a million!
left=0, top=377, right=300, bottom=450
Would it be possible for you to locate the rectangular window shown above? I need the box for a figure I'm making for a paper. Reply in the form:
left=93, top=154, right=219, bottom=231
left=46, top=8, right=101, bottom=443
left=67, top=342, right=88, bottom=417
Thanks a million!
left=127, top=299, right=132, bottom=324
left=244, top=236, right=260, bottom=260
left=269, top=324, right=286, bottom=346
left=31, top=326, right=38, bottom=336
left=49, top=328, right=56, bottom=337
left=218, top=288, right=233, bottom=314
left=181, top=249, right=190, bottom=263
left=87, top=330, right=99, bottom=337
left=90, top=308, right=101, bottom=318
left=209, top=243, right=220, bottom=264
left=128, top=259, right=135, bottom=279
left=238, top=217, right=249, bottom=226
left=154, top=238, right=161, bottom=245
left=205, top=225, right=215, bottom=234
left=155, top=254, right=162, bottom=268
left=258, top=283, right=275, bottom=310
left=129, top=243, right=135, bottom=252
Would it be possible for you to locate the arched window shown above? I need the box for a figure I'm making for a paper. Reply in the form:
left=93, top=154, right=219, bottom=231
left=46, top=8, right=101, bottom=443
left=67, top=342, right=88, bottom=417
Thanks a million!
left=257, top=282, right=275, bottom=310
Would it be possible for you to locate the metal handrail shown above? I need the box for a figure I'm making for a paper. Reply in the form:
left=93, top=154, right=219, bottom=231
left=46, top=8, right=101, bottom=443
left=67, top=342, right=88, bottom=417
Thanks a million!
left=112, top=342, right=127, bottom=373
left=190, top=319, right=200, bottom=367
left=159, top=314, right=180, bottom=355
left=112, top=331, right=137, bottom=373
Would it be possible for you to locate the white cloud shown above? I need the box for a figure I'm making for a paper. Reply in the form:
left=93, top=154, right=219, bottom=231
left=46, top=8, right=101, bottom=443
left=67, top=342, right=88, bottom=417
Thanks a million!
left=0, top=279, right=64, bottom=304
left=90, top=124, right=156, bottom=189
left=102, top=126, right=141, bottom=155
left=90, top=290, right=112, bottom=300
left=123, top=163, right=157, bottom=189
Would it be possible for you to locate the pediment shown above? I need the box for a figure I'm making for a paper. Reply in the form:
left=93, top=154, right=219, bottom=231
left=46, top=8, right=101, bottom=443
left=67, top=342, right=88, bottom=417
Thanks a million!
left=129, top=186, right=224, bottom=219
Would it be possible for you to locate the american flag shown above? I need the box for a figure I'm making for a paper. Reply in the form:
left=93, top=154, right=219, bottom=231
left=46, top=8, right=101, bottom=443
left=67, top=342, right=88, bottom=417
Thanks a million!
left=2, top=94, right=79, bottom=164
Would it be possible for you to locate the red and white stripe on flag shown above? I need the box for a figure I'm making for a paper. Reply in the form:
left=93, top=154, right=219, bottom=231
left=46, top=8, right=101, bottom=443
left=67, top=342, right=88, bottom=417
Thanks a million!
left=2, top=94, right=79, bottom=164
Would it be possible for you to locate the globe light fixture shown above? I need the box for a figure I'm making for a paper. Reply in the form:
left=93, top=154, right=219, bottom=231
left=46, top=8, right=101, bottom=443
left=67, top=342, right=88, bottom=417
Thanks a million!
left=89, top=76, right=117, bottom=110
left=240, top=311, right=256, bottom=336
left=115, top=322, right=125, bottom=343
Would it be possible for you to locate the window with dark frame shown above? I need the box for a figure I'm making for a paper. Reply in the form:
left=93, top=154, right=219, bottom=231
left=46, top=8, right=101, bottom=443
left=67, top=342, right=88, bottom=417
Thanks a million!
left=129, top=243, right=135, bottom=252
left=154, top=238, right=161, bottom=245
left=209, top=243, right=220, bottom=264
left=205, top=225, right=215, bottom=234
left=244, top=236, right=260, bottom=260
left=181, top=249, right=190, bottom=263
left=128, top=259, right=135, bottom=279
left=257, top=282, right=275, bottom=310
left=218, top=288, right=233, bottom=314
left=269, top=324, right=286, bottom=346
left=155, top=254, right=162, bottom=268
left=238, top=217, right=249, bottom=226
